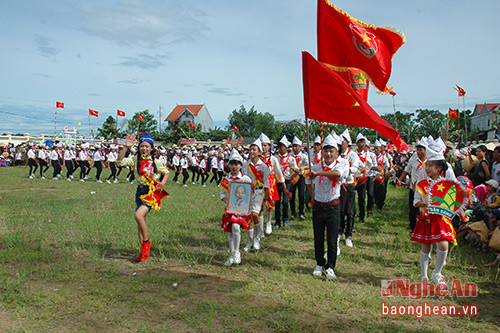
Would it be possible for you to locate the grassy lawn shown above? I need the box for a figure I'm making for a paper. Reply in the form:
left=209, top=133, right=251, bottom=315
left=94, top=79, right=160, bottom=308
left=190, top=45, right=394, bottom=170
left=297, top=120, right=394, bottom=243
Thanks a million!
left=0, top=166, right=499, bottom=332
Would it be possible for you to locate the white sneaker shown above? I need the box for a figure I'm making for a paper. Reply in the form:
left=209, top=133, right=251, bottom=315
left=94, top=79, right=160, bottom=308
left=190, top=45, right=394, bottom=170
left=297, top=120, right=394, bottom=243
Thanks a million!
left=52, top=177, right=58, bottom=180
left=337, top=235, right=341, bottom=256
left=70, top=175, right=74, bottom=179
left=265, top=221, right=272, bottom=235
left=192, top=182, right=196, bottom=185
left=325, top=268, right=337, bottom=280
left=312, top=266, right=324, bottom=276
left=243, top=240, right=253, bottom=252
left=176, top=181, right=180, bottom=184
left=29, top=175, right=33, bottom=179
left=130, top=181, right=135, bottom=184
left=84, top=176, right=89, bottom=180
left=233, top=251, right=241, bottom=264
left=345, top=237, right=353, bottom=248
left=224, top=256, right=234, bottom=266
left=96, top=180, right=103, bottom=183
left=202, top=184, right=206, bottom=187
left=41, top=176, right=46, bottom=179
left=253, top=238, right=260, bottom=250
left=106, top=180, right=111, bottom=184
left=431, top=272, right=446, bottom=286
left=113, top=179, right=119, bottom=183
left=79, top=179, right=85, bottom=182
left=126, top=178, right=129, bottom=182
left=183, top=184, right=188, bottom=187
left=67, top=178, right=71, bottom=181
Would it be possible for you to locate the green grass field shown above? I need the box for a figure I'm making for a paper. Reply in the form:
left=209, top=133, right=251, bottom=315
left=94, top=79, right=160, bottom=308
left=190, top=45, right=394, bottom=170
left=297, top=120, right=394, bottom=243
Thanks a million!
left=0, top=166, right=499, bottom=332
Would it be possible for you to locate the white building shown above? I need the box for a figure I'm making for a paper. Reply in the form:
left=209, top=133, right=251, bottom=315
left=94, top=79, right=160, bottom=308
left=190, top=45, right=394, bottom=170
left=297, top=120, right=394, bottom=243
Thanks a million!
left=165, top=104, right=214, bottom=133
left=470, top=103, right=500, bottom=141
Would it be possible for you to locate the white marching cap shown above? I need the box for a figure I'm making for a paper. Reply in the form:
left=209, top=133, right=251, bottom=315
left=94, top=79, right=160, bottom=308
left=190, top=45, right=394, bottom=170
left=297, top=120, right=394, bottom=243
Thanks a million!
left=259, top=133, right=271, bottom=144
left=323, top=134, right=340, bottom=148
left=379, top=139, right=387, bottom=146
left=341, top=129, right=352, bottom=145
left=292, top=136, right=302, bottom=146
left=228, top=148, right=244, bottom=163
left=279, top=135, right=291, bottom=147
left=314, top=136, right=322, bottom=144
left=374, top=139, right=382, bottom=147
left=356, top=133, right=366, bottom=143
left=251, top=138, right=263, bottom=152
left=425, top=137, right=445, bottom=161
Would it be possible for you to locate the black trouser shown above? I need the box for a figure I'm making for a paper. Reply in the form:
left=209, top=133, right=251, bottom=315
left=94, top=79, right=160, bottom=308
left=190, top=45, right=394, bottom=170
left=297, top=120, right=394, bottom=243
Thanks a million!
left=409, top=189, right=419, bottom=231
left=172, top=167, right=180, bottom=182
left=355, top=182, right=366, bottom=221
left=290, top=176, right=306, bottom=217
left=209, top=169, right=218, bottom=183
left=274, top=180, right=291, bottom=226
left=190, top=167, right=198, bottom=182
left=217, top=171, right=224, bottom=185
left=51, top=159, right=60, bottom=178
left=65, top=160, right=73, bottom=178
left=107, top=162, right=117, bottom=181
left=200, top=171, right=208, bottom=185
left=79, top=161, right=89, bottom=179
left=127, top=168, right=135, bottom=181
left=366, top=177, right=375, bottom=212
left=312, top=203, right=340, bottom=270
left=70, top=159, right=78, bottom=176
left=95, top=161, right=103, bottom=181
left=15, top=160, right=23, bottom=166
left=182, top=168, right=189, bottom=184
left=196, top=168, right=202, bottom=182
left=116, top=165, right=124, bottom=177
left=28, top=159, right=38, bottom=176
left=375, top=180, right=386, bottom=210
left=340, top=185, right=356, bottom=238
left=38, top=159, right=49, bottom=177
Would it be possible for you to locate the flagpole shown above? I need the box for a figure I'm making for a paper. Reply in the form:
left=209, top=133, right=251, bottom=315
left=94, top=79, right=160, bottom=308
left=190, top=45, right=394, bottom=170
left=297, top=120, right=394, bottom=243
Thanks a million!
left=88, top=114, right=91, bottom=141
left=54, top=108, right=57, bottom=139
left=305, top=117, right=312, bottom=173
left=463, top=96, right=467, bottom=143
left=392, top=95, right=398, bottom=131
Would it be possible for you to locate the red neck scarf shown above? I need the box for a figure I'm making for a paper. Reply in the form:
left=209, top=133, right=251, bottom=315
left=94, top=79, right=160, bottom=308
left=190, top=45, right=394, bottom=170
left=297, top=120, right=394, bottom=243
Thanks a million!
left=280, top=153, right=290, bottom=171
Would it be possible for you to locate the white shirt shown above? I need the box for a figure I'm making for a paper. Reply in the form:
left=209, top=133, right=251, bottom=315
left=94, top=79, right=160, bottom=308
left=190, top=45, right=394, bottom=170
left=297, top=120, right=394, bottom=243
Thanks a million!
left=107, top=151, right=118, bottom=162
left=79, top=151, right=88, bottom=161
left=64, top=150, right=73, bottom=161
left=50, top=150, right=59, bottom=161
left=305, top=157, right=349, bottom=203
left=28, top=149, right=36, bottom=159
left=261, top=154, right=285, bottom=183
left=242, top=158, right=270, bottom=188
left=181, top=157, right=189, bottom=168
left=172, top=155, right=180, bottom=167
left=492, top=161, right=500, bottom=184
left=365, top=151, right=379, bottom=178
left=218, top=159, right=224, bottom=171
left=93, top=150, right=104, bottom=162
left=278, top=153, right=298, bottom=180
left=340, top=148, right=362, bottom=185
left=404, top=153, right=427, bottom=189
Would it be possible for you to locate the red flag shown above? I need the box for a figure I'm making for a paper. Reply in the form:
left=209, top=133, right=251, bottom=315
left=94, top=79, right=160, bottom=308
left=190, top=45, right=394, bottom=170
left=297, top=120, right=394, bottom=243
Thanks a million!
left=233, top=124, right=239, bottom=131
left=448, top=108, right=458, bottom=119
left=138, top=114, right=144, bottom=120
left=317, top=0, right=405, bottom=92
left=389, top=90, right=396, bottom=96
left=455, top=85, right=466, bottom=97
left=56, top=101, right=64, bottom=108
left=334, top=68, right=369, bottom=101
left=89, top=109, right=99, bottom=117
left=302, top=51, right=407, bottom=151
left=117, top=110, right=125, bottom=117
left=189, top=122, right=196, bottom=129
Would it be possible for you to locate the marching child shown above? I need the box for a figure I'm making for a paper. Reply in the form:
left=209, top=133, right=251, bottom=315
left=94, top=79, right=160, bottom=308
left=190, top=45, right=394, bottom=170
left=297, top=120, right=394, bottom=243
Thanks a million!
left=411, top=138, right=457, bottom=286
left=220, top=149, right=252, bottom=266
left=306, top=134, right=348, bottom=280
left=118, top=133, right=169, bottom=262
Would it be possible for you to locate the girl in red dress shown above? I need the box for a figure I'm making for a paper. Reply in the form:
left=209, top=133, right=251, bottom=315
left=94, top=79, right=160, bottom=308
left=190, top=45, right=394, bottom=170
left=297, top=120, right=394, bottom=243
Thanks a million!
left=411, top=147, right=457, bottom=286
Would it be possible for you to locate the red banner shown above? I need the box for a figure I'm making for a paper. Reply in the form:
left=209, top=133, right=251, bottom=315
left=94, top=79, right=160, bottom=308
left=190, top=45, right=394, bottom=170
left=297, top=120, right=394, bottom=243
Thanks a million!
left=89, top=109, right=99, bottom=117
left=317, top=0, right=405, bottom=92
left=334, top=68, right=369, bottom=101
left=302, top=51, right=407, bottom=151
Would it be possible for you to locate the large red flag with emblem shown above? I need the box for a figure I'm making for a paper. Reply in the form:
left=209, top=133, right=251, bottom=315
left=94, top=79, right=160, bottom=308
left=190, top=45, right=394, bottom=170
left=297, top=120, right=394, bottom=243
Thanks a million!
left=334, top=68, right=369, bottom=101
left=89, top=109, right=99, bottom=117
left=317, top=0, right=405, bottom=92
left=302, top=51, right=407, bottom=151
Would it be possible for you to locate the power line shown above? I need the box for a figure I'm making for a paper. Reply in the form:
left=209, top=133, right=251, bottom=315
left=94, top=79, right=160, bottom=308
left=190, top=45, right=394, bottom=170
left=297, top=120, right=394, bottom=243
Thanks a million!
left=0, top=110, right=53, bottom=122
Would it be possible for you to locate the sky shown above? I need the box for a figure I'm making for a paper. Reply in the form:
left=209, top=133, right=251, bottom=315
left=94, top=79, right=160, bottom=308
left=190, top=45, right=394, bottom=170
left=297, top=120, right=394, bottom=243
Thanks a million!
left=1, top=0, right=499, bottom=136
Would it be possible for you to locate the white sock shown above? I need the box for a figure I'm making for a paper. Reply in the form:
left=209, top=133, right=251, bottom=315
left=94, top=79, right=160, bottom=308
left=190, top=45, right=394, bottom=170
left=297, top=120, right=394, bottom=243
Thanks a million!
left=429, top=244, right=433, bottom=261
left=232, top=223, right=241, bottom=252
left=247, top=228, right=254, bottom=242
left=433, top=249, right=448, bottom=277
left=228, top=232, right=234, bottom=255
left=267, top=210, right=273, bottom=224
left=420, top=251, right=430, bottom=279
left=256, top=216, right=264, bottom=239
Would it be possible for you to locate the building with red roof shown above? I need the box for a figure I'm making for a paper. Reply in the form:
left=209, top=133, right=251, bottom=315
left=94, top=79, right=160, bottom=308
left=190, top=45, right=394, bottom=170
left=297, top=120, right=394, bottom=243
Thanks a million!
left=470, top=102, right=500, bottom=140
left=164, top=104, right=213, bottom=133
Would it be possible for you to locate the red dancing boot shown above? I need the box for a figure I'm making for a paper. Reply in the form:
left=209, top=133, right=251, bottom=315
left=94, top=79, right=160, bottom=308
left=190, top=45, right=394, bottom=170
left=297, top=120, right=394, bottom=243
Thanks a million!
left=135, top=241, right=151, bottom=262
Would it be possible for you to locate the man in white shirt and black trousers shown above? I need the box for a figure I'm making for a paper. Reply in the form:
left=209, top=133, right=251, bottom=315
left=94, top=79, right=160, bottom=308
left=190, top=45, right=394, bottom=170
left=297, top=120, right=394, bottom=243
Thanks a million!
left=306, top=133, right=349, bottom=280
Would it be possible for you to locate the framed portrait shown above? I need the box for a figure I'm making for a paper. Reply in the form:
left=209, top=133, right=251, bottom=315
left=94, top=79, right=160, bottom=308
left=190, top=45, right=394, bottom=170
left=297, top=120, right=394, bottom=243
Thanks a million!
left=226, top=181, right=253, bottom=215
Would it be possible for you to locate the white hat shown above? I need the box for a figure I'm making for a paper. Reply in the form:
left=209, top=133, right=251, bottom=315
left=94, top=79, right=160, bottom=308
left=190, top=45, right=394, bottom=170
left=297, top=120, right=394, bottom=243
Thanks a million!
left=259, top=133, right=271, bottom=144
left=110, top=144, right=117, bottom=149
left=292, top=136, right=302, bottom=146
left=228, top=148, right=244, bottom=163
left=341, top=129, right=352, bottom=145
left=323, top=134, right=340, bottom=148
left=435, top=137, right=447, bottom=151
left=379, top=139, right=387, bottom=146
left=374, top=139, right=382, bottom=147
left=425, top=137, right=445, bottom=161
left=356, top=133, right=365, bottom=143
left=251, top=138, right=263, bottom=152
left=486, top=179, right=499, bottom=189
left=365, top=139, right=371, bottom=146
left=160, top=147, right=166, bottom=153
left=332, top=132, right=342, bottom=146
left=95, top=143, right=101, bottom=149
left=82, top=143, right=89, bottom=149
left=279, top=135, right=291, bottom=147
left=314, top=136, right=321, bottom=145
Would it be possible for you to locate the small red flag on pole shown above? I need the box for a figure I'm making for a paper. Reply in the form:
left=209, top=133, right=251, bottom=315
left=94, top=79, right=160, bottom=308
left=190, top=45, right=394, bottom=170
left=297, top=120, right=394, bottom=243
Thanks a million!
left=56, top=101, right=64, bottom=108
left=89, top=109, right=99, bottom=117
left=138, top=114, right=144, bottom=120
left=189, top=122, right=196, bottom=129
left=233, top=124, right=239, bottom=131
left=455, top=85, right=466, bottom=97
left=117, top=110, right=125, bottom=117
left=448, top=108, right=458, bottom=119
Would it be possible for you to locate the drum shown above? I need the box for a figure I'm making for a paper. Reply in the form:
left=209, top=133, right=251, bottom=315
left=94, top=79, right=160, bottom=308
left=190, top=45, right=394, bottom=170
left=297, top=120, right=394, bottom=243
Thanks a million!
left=357, top=174, right=367, bottom=186
left=374, top=174, right=384, bottom=188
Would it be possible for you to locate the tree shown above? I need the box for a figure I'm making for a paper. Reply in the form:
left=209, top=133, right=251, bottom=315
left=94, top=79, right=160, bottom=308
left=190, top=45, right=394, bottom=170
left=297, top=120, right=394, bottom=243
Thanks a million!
left=281, top=122, right=306, bottom=141
left=127, top=110, right=157, bottom=136
left=227, top=105, right=281, bottom=140
left=97, top=116, right=119, bottom=139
